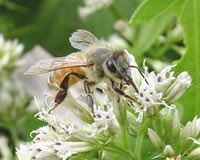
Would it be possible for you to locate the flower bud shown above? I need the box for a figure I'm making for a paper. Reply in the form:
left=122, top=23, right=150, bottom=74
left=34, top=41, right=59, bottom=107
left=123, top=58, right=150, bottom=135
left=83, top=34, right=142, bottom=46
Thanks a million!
left=172, top=110, right=181, bottom=136
left=181, top=117, right=200, bottom=140
left=165, top=72, right=191, bottom=103
left=148, top=128, right=163, bottom=150
left=163, top=145, right=174, bottom=156
left=188, top=147, right=200, bottom=159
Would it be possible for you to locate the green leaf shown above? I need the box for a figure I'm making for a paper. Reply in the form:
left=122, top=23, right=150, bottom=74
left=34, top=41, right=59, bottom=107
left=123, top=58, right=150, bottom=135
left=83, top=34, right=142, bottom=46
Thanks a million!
left=132, top=13, right=175, bottom=58
left=130, top=0, right=178, bottom=25
left=130, top=0, right=200, bottom=122
left=170, top=0, right=200, bottom=122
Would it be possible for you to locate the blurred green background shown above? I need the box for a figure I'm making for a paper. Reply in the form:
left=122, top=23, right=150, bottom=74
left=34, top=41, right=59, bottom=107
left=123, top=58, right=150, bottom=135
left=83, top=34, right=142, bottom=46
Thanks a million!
left=0, top=0, right=138, bottom=55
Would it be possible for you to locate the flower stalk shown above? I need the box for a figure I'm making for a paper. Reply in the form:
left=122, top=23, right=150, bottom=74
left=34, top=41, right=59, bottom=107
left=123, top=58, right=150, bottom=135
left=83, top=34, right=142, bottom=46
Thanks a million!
left=135, top=118, right=152, bottom=160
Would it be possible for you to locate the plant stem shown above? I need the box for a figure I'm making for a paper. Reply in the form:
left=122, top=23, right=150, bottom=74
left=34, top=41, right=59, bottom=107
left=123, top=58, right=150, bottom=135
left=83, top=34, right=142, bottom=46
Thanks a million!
left=134, top=118, right=152, bottom=160
left=121, top=104, right=129, bottom=150
left=10, top=125, right=18, bottom=146
left=122, top=125, right=129, bottom=149
left=104, top=145, right=136, bottom=160
left=108, top=4, right=123, bottom=20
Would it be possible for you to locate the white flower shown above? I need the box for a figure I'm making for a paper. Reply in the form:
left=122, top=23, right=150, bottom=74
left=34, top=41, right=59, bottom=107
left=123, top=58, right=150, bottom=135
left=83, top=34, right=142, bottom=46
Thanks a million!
left=165, top=72, right=191, bottom=103
left=16, top=83, right=119, bottom=160
left=78, top=0, right=114, bottom=20
left=17, top=141, right=92, bottom=160
left=126, top=51, right=191, bottom=122
left=0, top=34, right=24, bottom=71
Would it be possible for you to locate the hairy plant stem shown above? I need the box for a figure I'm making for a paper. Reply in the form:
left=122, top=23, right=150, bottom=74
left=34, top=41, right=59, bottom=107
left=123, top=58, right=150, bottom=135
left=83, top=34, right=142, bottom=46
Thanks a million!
left=135, top=118, right=152, bottom=160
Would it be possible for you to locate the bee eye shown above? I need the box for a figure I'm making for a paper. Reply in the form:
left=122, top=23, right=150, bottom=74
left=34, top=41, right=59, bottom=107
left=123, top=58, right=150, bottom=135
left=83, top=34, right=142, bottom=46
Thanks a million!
left=106, top=59, right=117, bottom=73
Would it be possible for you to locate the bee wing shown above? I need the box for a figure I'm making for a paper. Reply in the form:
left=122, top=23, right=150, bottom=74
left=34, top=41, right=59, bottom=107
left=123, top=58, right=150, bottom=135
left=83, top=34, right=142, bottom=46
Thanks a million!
left=25, top=52, right=89, bottom=75
left=69, top=29, right=98, bottom=50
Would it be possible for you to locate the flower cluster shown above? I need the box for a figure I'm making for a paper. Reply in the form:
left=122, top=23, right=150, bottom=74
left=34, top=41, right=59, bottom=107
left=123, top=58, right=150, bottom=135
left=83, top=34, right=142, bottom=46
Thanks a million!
left=16, top=84, right=120, bottom=160
left=78, top=0, right=114, bottom=20
left=147, top=111, right=200, bottom=159
left=128, top=52, right=191, bottom=122
left=0, top=34, right=24, bottom=73
left=16, top=48, right=192, bottom=159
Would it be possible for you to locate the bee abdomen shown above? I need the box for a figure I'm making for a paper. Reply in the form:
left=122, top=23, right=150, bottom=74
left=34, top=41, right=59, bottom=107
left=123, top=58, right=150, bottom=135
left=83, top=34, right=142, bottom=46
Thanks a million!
left=49, top=68, right=86, bottom=89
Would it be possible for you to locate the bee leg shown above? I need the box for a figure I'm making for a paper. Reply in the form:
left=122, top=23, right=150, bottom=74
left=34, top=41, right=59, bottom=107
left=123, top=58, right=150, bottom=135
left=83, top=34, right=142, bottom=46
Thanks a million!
left=48, top=89, right=67, bottom=113
left=111, top=80, right=141, bottom=106
left=83, top=80, right=95, bottom=116
left=49, top=72, right=86, bottom=113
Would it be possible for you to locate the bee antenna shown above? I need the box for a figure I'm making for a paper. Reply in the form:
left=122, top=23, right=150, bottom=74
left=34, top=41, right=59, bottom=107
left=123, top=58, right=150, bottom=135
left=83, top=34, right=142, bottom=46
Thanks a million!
left=128, top=65, right=149, bottom=85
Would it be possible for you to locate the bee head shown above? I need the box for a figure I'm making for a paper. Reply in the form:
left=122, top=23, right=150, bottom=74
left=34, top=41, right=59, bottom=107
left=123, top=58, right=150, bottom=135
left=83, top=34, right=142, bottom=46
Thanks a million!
left=105, top=51, right=131, bottom=81
left=105, top=51, right=140, bottom=92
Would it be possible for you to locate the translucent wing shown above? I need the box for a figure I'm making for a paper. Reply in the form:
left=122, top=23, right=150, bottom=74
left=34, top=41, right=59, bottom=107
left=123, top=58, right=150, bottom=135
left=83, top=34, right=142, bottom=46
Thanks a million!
left=69, top=29, right=98, bottom=50
left=25, top=52, right=89, bottom=75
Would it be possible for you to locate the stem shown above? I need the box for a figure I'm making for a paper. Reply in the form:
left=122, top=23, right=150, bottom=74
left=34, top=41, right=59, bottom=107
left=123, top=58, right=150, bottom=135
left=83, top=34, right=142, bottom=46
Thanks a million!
left=122, top=126, right=129, bottom=149
left=134, top=118, right=152, bottom=160
left=121, top=105, right=129, bottom=150
left=10, top=125, right=18, bottom=146
left=104, top=145, right=136, bottom=160
left=108, top=4, right=123, bottom=20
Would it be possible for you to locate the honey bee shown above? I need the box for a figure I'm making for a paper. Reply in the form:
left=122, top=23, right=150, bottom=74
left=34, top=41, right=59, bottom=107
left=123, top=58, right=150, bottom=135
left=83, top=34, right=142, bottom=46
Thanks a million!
left=25, top=29, right=146, bottom=115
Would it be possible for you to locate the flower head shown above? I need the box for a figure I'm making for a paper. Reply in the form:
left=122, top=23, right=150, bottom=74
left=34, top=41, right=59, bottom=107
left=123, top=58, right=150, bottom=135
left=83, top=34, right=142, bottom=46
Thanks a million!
left=0, top=34, right=24, bottom=72
left=127, top=51, right=191, bottom=122
left=17, top=82, right=119, bottom=159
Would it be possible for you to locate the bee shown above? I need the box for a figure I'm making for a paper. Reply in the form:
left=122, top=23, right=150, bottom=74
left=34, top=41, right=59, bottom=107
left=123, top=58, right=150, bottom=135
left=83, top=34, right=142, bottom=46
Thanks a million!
left=25, top=29, right=146, bottom=115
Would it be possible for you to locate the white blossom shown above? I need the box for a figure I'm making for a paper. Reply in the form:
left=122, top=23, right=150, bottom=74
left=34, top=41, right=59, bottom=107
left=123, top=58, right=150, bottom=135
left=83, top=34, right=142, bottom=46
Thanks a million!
left=17, top=81, right=119, bottom=160
left=0, top=34, right=24, bottom=71
left=165, top=72, right=192, bottom=103
left=78, top=0, right=114, bottom=20
left=126, top=51, right=191, bottom=122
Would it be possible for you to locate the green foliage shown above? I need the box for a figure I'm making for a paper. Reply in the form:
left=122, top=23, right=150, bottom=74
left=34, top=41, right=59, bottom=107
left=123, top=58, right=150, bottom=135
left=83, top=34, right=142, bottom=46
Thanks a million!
left=130, top=0, right=200, bottom=123
left=130, top=0, right=178, bottom=25
left=171, top=0, right=200, bottom=123
left=131, top=13, right=175, bottom=59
